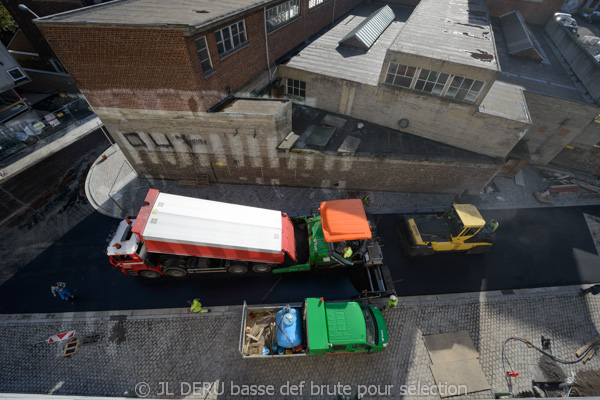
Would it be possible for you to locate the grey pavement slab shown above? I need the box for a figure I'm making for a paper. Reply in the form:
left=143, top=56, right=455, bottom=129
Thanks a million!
left=1, top=289, right=600, bottom=399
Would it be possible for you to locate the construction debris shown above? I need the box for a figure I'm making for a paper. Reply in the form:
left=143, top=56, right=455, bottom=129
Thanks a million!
left=575, top=336, right=600, bottom=358
left=535, top=167, right=600, bottom=202
left=243, top=310, right=277, bottom=357
left=63, top=339, right=80, bottom=357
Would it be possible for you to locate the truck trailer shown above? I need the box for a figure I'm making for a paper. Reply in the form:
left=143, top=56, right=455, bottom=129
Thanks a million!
left=106, top=189, right=388, bottom=293
left=239, top=297, right=388, bottom=357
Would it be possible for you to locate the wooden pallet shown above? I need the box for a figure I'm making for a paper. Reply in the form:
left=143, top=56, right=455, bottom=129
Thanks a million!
left=63, top=339, right=80, bottom=357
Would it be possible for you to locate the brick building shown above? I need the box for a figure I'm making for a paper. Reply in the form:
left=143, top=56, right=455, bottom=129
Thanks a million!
left=32, top=0, right=600, bottom=195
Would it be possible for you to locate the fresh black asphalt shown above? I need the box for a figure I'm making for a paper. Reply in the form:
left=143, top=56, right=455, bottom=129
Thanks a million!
left=0, top=203, right=599, bottom=314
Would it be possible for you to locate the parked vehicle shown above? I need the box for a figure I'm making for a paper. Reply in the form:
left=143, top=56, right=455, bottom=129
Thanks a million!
left=106, top=189, right=389, bottom=292
left=239, top=297, right=388, bottom=357
left=554, top=12, right=579, bottom=33
left=582, top=11, right=600, bottom=24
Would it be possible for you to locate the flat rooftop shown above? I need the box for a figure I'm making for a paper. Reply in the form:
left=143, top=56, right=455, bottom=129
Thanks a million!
left=291, top=104, right=497, bottom=164
left=391, top=0, right=499, bottom=71
left=285, top=3, right=413, bottom=86
left=493, top=23, right=593, bottom=104
left=36, top=0, right=272, bottom=31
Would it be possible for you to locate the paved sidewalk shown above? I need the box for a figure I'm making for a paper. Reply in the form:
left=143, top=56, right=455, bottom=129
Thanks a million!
left=1, top=285, right=599, bottom=399
left=0, top=115, right=103, bottom=183
left=85, top=146, right=600, bottom=220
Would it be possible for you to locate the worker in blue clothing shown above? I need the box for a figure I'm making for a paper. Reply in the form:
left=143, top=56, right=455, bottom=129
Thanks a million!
left=51, top=282, right=74, bottom=300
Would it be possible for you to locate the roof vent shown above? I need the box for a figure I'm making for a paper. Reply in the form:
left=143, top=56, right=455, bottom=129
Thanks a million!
left=338, top=5, right=395, bottom=51
left=194, top=10, right=209, bottom=14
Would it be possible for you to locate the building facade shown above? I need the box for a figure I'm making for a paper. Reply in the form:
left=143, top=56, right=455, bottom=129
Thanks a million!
left=33, top=0, right=600, bottom=195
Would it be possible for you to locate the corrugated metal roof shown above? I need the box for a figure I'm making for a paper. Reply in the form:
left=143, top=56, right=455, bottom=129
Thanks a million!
left=339, top=5, right=395, bottom=50
left=283, top=3, right=409, bottom=86
left=390, top=0, right=498, bottom=71
left=499, top=11, right=543, bottom=61
left=142, top=192, right=283, bottom=253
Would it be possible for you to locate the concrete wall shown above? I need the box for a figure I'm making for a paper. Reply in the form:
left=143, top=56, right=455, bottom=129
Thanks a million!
left=279, top=66, right=529, bottom=158
left=523, top=91, right=600, bottom=165
left=545, top=19, right=600, bottom=106
left=383, top=52, right=500, bottom=108
left=94, top=103, right=502, bottom=194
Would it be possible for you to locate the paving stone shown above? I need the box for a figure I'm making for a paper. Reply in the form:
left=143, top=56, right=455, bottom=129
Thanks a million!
left=1, top=292, right=599, bottom=399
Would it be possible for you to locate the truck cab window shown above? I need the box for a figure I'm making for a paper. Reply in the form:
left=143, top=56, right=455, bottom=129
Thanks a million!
left=362, top=306, right=377, bottom=346
left=331, top=345, right=346, bottom=351
left=352, top=344, right=371, bottom=350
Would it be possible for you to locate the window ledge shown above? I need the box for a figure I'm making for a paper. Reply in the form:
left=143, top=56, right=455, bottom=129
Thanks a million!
left=309, top=1, right=331, bottom=12
left=267, top=16, right=301, bottom=35
left=218, top=42, right=249, bottom=61
left=203, top=69, right=215, bottom=79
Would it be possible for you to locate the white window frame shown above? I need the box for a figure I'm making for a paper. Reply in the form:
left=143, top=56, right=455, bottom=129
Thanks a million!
left=444, top=76, right=486, bottom=104
left=215, top=20, right=247, bottom=57
left=309, top=0, right=330, bottom=9
left=266, top=0, right=300, bottom=33
left=286, top=78, right=306, bottom=98
left=7, top=67, right=26, bottom=83
left=195, top=36, right=213, bottom=75
left=385, top=63, right=417, bottom=89
left=414, top=69, right=450, bottom=96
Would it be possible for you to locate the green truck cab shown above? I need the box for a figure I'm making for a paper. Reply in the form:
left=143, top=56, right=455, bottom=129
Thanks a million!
left=239, top=298, right=388, bottom=358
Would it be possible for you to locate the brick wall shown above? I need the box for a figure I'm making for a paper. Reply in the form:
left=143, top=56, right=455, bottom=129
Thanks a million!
left=39, top=26, right=209, bottom=111
left=39, top=0, right=365, bottom=112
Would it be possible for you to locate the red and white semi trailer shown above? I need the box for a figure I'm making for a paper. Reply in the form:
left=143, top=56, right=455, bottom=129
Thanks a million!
left=107, top=189, right=298, bottom=278
left=106, top=189, right=389, bottom=294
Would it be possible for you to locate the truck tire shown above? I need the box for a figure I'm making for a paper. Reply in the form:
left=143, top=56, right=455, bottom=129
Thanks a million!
left=139, top=270, right=161, bottom=279
left=227, top=262, right=248, bottom=274
left=252, top=264, right=272, bottom=273
left=164, top=267, right=187, bottom=278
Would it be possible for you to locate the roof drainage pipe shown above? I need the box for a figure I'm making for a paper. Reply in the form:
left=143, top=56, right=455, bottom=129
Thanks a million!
left=264, top=7, right=272, bottom=83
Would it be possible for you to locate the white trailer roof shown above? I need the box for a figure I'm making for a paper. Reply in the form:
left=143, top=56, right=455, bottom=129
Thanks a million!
left=142, top=193, right=283, bottom=253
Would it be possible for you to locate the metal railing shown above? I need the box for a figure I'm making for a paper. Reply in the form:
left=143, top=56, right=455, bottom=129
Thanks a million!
left=0, top=98, right=94, bottom=163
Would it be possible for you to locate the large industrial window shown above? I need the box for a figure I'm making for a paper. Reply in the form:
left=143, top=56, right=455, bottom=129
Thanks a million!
left=286, top=78, right=306, bottom=98
left=215, top=20, right=247, bottom=57
left=414, top=69, right=449, bottom=96
left=309, top=0, right=330, bottom=9
left=195, top=36, right=213, bottom=75
left=266, top=0, right=300, bottom=32
left=444, top=76, right=485, bottom=104
left=385, top=63, right=416, bottom=88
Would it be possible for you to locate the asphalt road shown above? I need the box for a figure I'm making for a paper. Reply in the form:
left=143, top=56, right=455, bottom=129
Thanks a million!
left=378, top=207, right=600, bottom=296
left=0, top=195, right=599, bottom=313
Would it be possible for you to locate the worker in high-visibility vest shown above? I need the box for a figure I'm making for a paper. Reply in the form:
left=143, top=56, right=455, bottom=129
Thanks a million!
left=343, top=246, right=353, bottom=259
left=188, top=298, right=209, bottom=313
left=384, top=294, right=398, bottom=311
left=485, top=219, right=499, bottom=232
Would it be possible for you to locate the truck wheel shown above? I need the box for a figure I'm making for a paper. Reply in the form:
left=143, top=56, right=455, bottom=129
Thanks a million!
left=164, top=267, right=187, bottom=278
left=139, top=270, right=161, bottom=279
left=227, top=262, right=248, bottom=274
left=252, top=264, right=272, bottom=273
